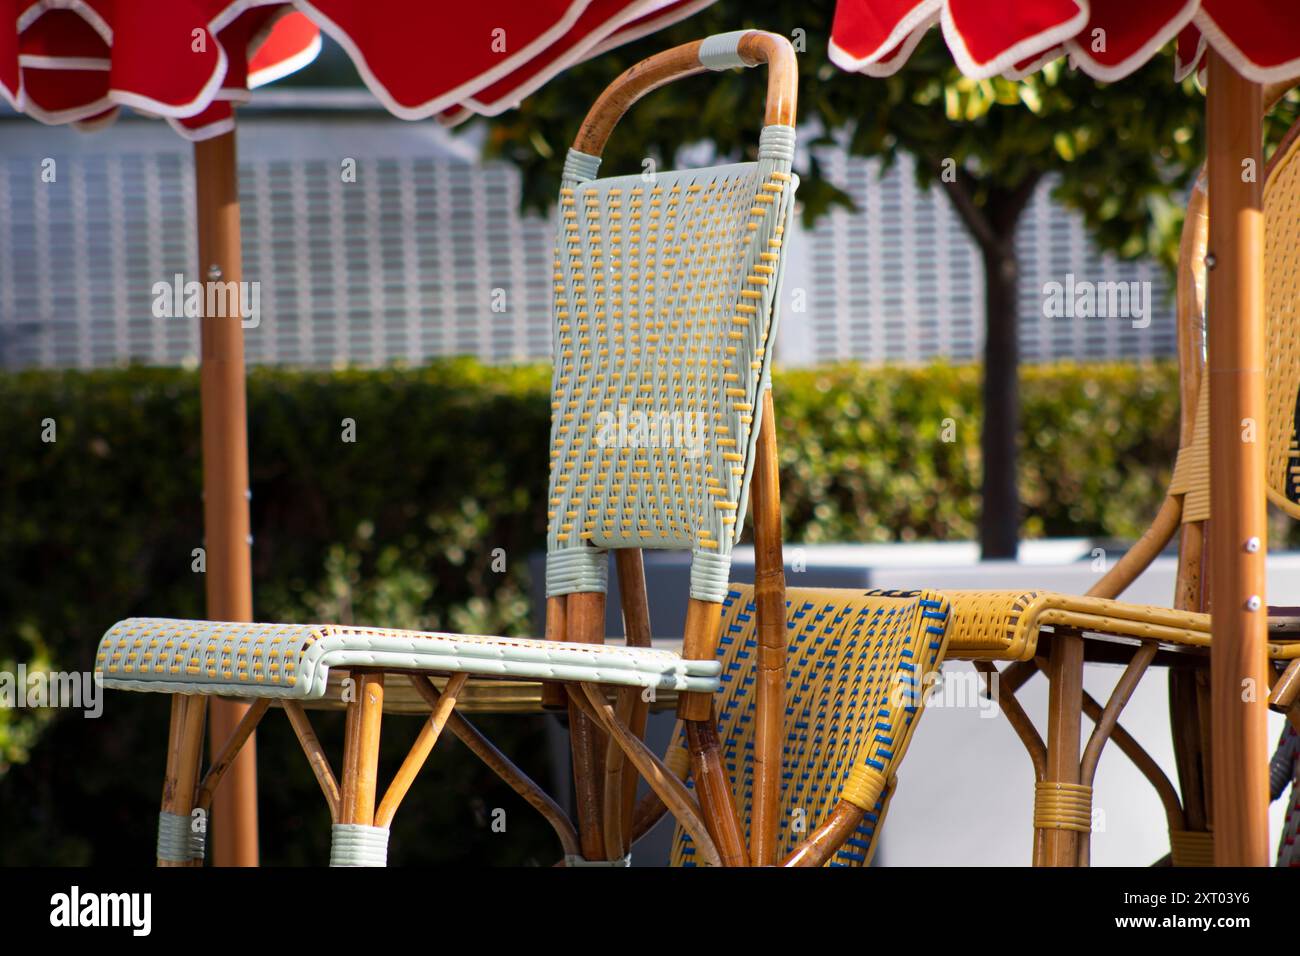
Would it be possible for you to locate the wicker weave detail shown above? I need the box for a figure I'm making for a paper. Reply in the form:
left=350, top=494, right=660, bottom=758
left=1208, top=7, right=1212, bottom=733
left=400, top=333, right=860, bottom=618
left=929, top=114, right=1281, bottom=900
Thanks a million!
left=1169, top=381, right=1211, bottom=523
left=1032, top=781, right=1093, bottom=833
left=1173, top=127, right=1300, bottom=523
left=96, top=617, right=721, bottom=698
left=157, top=810, right=200, bottom=864
left=670, top=586, right=950, bottom=866
left=1266, top=128, right=1300, bottom=520
left=545, top=126, right=798, bottom=602
left=329, top=824, right=389, bottom=867
left=1169, top=828, right=1215, bottom=867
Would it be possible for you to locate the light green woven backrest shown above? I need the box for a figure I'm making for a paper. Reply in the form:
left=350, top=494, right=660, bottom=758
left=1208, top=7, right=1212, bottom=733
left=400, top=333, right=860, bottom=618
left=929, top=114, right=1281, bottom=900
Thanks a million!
left=545, top=127, right=797, bottom=603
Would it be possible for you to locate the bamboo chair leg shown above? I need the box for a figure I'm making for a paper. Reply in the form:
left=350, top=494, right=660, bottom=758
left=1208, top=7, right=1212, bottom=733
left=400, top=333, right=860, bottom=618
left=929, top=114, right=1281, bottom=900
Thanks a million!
left=195, top=697, right=270, bottom=815
left=541, top=595, right=568, bottom=710
left=627, top=720, right=688, bottom=848
left=1075, top=644, right=1157, bottom=866
left=283, top=701, right=341, bottom=822
left=677, top=598, right=747, bottom=866
left=159, top=694, right=208, bottom=867
left=603, top=549, right=652, bottom=859
left=782, top=800, right=864, bottom=867
left=566, top=591, right=608, bottom=861
left=685, top=710, right=747, bottom=866
left=571, top=683, right=722, bottom=867
left=407, top=675, right=581, bottom=859
left=1041, top=631, right=1086, bottom=866
left=374, top=673, right=468, bottom=829
left=602, top=686, right=637, bottom=857
left=751, top=387, right=786, bottom=866
left=340, top=671, right=385, bottom=827
left=1080, top=689, right=1186, bottom=842
left=1271, top=659, right=1300, bottom=712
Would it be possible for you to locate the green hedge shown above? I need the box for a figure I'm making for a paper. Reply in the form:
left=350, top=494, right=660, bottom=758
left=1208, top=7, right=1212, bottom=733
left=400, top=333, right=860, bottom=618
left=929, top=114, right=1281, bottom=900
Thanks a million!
left=0, top=358, right=1184, bottom=863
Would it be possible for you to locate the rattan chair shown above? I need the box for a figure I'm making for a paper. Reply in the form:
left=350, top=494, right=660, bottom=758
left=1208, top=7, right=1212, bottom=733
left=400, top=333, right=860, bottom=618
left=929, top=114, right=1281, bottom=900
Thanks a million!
left=94, top=30, right=826, bottom=868
left=651, top=106, right=1300, bottom=870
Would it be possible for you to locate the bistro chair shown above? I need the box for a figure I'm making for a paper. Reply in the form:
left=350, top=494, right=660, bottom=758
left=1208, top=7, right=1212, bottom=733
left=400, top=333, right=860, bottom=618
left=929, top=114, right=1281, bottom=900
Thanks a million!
left=662, top=108, right=1300, bottom=868
left=94, top=29, right=809, bottom=868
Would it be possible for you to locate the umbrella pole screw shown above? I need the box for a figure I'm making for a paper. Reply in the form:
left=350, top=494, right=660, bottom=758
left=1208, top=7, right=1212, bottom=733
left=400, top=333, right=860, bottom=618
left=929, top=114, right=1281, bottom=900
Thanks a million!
left=1246, top=596, right=1262, bottom=612
left=1245, top=536, right=1261, bottom=553
left=207, top=264, right=223, bottom=281
left=1204, top=252, right=1217, bottom=270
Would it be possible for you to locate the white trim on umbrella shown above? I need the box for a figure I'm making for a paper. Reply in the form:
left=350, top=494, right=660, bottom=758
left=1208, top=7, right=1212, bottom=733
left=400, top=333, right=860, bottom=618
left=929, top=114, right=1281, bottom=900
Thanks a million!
left=294, top=0, right=603, bottom=121
left=168, top=111, right=237, bottom=142
left=940, top=0, right=1089, bottom=81
left=460, top=0, right=713, bottom=117
left=14, top=84, right=114, bottom=124
left=1174, top=26, right=1207, bottom=82
left=72, top=106, right=120, bottom=132
left=1193, top=6, right=1300, bottom=84
left=1066, top=0, right=1199, bottom=82
left=12, top=0, right=304, bottom=119
left=249, top=29, right=320, bottom=88
left=1000, top=44, right=1063, bottom=81
left=849, top=10, right=938, bottom=77
left=16, top=0, right=112, bottom=46
left=584, top=0, right=716, bottom=59
left=827, top=0, right=940, bottom=73
left=105, top=42, right=229, bottom=119
left=18, top=53, right=109, bottom=70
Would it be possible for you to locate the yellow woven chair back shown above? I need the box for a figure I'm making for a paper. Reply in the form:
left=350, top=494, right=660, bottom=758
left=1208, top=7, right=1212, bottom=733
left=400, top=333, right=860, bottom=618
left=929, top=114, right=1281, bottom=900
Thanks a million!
left=1265, top=125, right=1300, bottom=520
left=669, top=586, right=951, bottom=866
left=1170, top=123, right=1300, bottom=523
left=544, top=133, right=798, bottom=603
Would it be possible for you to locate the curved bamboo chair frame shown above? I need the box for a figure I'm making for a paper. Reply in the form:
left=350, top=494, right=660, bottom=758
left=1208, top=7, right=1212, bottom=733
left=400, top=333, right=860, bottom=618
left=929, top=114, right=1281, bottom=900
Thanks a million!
left=963, top=94, right=1300, bottom=868
left=147, top=30, right=803, bottom=870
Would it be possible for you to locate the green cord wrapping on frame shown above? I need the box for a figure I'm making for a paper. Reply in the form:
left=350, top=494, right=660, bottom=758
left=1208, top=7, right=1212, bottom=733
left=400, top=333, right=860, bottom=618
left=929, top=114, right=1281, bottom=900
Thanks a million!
left=545, top=125, right=799, bottom=603
left=329, top=823, right=390, bottom=867
left=156, top=810, right=203, bottom=863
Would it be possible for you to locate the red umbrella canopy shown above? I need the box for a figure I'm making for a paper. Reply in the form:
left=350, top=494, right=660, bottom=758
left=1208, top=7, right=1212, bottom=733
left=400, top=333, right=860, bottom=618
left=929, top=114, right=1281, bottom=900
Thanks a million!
left=829, top=0, right=1300, bottom=83
left=298, top=0, right=715, bottom=122
left=2, top=1, right=320, bottom=139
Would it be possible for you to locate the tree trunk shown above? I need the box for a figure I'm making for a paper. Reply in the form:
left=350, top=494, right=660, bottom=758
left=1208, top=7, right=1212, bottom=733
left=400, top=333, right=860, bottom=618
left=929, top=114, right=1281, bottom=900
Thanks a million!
left=980, top=241, right=1021, bottom=558
left=939, top=170, right=1040, bottom=561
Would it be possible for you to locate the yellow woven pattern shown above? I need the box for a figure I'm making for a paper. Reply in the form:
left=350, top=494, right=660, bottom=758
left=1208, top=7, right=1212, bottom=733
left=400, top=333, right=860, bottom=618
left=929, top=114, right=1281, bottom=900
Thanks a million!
left=96, top=616, right=724, bottom=699
left=1033, top=781, right=1093, bottom=833
left=941, top=589, right=1300, bottom=661
left=545, top=137, right=797, bottom=601
left=941, top=590, right=1042, bottom=660
left=1171, top=128, right=1300, bottom=523
left=96, top=618, right=310, bottom=687
left=669, top=586, right=951, bottom=866
left=1169, top=382, right=1211, bottom=522
left=1266, top=129, right=1300, bottom=520
left=1169, top=828, right=1215, bottom=867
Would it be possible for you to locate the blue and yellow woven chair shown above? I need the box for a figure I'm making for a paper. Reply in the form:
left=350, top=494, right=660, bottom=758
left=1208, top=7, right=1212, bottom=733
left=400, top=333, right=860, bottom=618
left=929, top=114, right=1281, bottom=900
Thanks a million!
left=650, top=98, right=1300, bottom=871
left=831, top=110, right=1300, bottom=868
left=96, top=30, right=808, bottom=868
left=667, top=586, right=952, bottom=866
left=928, top=114, right=1300, bottom=868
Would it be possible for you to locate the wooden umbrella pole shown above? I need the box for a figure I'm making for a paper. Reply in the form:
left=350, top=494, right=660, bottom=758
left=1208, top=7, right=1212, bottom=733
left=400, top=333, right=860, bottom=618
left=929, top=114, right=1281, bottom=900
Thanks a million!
left=1205, top=51, right=1270, bottom=866
left=194, top=130, right=259, bottom=866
